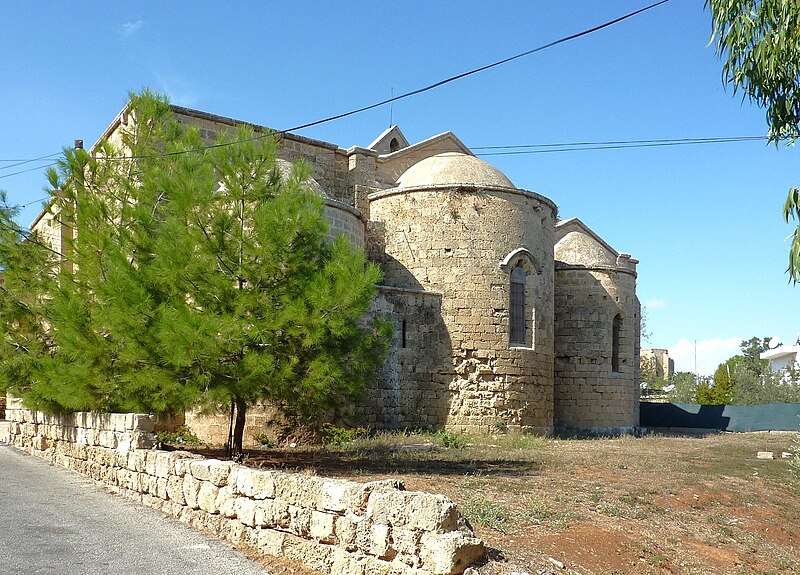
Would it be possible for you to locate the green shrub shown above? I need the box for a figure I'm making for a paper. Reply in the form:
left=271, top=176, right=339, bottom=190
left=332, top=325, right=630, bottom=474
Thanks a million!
left=493, top=420, right=508, bottom=433
left=253, top=433, right=274, bottom=448
left=318, top=423, right=369, bottom=446
left=435, top=430, right=467, bottom=449
left=157, top=426, right=201, bottom=446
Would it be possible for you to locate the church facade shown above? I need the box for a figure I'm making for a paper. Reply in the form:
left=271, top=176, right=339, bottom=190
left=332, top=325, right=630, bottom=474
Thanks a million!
left=32, top=105, right=641, bottom=435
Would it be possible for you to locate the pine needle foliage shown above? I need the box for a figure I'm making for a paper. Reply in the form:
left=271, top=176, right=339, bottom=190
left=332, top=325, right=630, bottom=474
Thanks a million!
left=707, top=0, right=800, bottom=281
left=0, top=194, right=57, bottom=401
left=3, top=90, right=389, bottom=452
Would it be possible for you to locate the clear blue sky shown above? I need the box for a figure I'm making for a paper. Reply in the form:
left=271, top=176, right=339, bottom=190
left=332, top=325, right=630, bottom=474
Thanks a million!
left=3, top=1, right=798, bottom=374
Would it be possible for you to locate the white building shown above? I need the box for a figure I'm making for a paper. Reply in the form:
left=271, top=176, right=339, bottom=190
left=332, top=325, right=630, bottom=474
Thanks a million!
left=761, top=343, right=800, bottom=373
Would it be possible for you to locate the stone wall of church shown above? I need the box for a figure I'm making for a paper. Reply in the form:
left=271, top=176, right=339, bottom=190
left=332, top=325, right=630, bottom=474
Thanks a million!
left=323, top=200, right=365, bottom=248
left=553, top=265, right=640, bottom=432
left=368, top=186, right=557, bottom=433
left=358, top=287, right=450, bottom=430
left=172, top=109, right=353, bottom=205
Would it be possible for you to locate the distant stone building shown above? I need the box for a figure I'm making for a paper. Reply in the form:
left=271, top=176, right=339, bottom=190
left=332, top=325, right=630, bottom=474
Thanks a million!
left=32, top=105, right=641, bottom=438
left=640, top=348, right=674, bottom=382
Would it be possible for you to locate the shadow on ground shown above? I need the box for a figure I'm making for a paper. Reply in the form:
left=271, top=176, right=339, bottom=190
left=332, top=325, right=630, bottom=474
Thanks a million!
left=189, top=446, right=541, bottom=477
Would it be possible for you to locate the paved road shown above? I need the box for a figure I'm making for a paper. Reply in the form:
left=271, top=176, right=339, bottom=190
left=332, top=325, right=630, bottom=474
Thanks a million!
left=0, top=444, right=268, bottom=575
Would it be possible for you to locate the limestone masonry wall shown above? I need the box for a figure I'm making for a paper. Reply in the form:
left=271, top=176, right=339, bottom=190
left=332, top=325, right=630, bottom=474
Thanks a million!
left=553, top=266, right=640, bottom=432
left=1, top=407, right=483, bottom=575
left=368, top=186, right=556, bottom=433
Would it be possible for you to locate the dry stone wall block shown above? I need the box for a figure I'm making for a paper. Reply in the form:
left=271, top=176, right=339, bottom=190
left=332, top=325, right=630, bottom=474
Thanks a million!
left=197, top=482, right=221, bottom=514
left=4, top=407, right=484, bottom=574
left=420, top=532, right=485, bottom=575
left=235, top=467, right=276, bottom=499
left=235, top=496, right=258, bottom=527
left=183, top=475, right=202, bottom=509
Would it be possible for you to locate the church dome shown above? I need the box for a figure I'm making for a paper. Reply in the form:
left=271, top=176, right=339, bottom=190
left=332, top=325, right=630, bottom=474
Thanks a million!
left=396, top=152, right=515, bottom=189
left=276, top=158, right=325, bottom=197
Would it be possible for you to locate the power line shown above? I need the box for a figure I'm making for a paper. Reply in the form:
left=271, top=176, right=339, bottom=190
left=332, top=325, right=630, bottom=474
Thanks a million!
left=0, top=152, right=62, bottom=171
left=473, top=135, right=770, bottom=156
left=282, top=0, right=672, bottom=134
left=19, top=196, right=49, bottom=208
left=0, top=162, right=60, bottom=180
left=12, top=0, right=670, bottom=166
left=471, top=135, right=768, bottom=151
left=0, top=135, right=774, bottom=182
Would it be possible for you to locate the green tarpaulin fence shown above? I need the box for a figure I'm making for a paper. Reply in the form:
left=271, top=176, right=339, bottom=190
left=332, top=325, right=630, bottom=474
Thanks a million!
left=640, top=402, right=800, bottom=431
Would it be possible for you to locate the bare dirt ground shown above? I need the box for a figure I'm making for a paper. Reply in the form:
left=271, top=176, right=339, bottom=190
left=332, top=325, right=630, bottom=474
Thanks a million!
left=189, top=430, right=799, bottom=575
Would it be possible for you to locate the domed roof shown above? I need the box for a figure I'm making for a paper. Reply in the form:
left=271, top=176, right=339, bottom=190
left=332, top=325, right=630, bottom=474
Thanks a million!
left=396, top=152, right=515, bottom=189
left=276, top=158, right=325, bottom=197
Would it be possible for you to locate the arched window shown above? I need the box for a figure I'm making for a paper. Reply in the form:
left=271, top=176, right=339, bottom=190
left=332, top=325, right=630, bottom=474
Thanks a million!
left=389, top=137, right=400, bottom=152
left=612, top=314, right=622, bottom=372
left=510, top=266, right=527, bottom=345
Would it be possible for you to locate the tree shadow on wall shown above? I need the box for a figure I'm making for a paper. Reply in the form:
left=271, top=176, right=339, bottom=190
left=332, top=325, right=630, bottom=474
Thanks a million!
left=355, top=227, right=455, bottom=432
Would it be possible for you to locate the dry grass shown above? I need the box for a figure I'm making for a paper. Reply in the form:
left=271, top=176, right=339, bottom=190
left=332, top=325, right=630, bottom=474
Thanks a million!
left=193, top=430, right=800, bottom=575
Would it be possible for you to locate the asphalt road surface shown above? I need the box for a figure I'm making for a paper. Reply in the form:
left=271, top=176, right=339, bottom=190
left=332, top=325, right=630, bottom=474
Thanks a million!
left=0, top=444, right=269, bottom=575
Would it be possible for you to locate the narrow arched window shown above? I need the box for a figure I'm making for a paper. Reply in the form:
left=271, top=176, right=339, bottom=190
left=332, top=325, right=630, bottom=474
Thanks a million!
left=389, top=137, right=400, bottom=152
left=612, top=314, right=622, bottom=372
left=510, top=266, right=526, bottom=345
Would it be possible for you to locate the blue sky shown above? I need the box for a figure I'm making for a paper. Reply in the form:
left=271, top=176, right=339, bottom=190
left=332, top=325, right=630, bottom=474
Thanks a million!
left=3, top=1, right=799, bottom=374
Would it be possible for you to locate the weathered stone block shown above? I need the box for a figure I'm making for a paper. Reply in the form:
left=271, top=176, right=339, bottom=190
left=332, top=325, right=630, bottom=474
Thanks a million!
left=197, top=481, right=220, bottom=514
left=257, top=529, right=287, bottom=557
left=155, top=452, right=178, bottom=478
left=274, top=474, right=324, bottom=507
left=166, top=474, right=186, bottom=505
left=283, top=534, right=332, bottom=573
left=235, top=496, right=258, bottom=527
left=369, top=522, right=392, bottom=559
left=183, top=475, right=202, bottom=509
left=420, top=532, right=484, bottom=575
left=208, top=460, right=236, bottom=487
left=215, top=485, right=237, bottom=518
left=174, top=453, right=203, bottom=477
left=156, top=477, right=168, bottom=500
left=334, top=514, right=360, bottom=551
left=321, top=479, right=357, bottom=513
left=309, top=510, right=336, bottom=543
left=287, top=504, right=312, bottom=537
left=145, top=451, right=158, bottom=476
left=235, top=467, right=276, bottom=499
left=130, top=413, right=155, bottom=432
left=367, top=490, right=459, bottom=532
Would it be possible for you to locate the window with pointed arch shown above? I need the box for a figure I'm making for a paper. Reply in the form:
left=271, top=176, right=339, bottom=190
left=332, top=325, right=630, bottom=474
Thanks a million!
left=612, top=313, right=622, bottom=372
left=509, top=266, right=527, bottom=346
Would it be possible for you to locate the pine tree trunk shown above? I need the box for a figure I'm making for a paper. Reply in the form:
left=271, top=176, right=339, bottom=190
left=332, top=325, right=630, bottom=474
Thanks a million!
left=232, top=397, right=247, bottom=457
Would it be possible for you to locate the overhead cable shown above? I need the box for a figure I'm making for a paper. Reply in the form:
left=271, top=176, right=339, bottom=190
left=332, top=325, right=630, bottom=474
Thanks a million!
left=22, top=0, right=672, bottom=164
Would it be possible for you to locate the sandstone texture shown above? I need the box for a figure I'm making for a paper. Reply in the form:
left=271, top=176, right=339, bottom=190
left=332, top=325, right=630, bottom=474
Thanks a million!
left=2, top=408, right=484, bottom=575
left=31, top=106, right=641, bottom=444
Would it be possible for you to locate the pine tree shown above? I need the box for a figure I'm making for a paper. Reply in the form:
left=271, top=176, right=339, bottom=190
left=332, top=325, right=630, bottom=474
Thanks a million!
left=0, top=193, right=57, bottom=402
left=12, top=90, right=389, bottom=454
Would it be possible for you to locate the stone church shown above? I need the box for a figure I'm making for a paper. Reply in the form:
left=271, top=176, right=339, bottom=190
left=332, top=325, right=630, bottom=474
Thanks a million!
left=32, top=105, right=641, bottom=436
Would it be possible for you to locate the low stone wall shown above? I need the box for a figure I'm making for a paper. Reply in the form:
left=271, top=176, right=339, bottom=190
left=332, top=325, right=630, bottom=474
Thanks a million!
left=0, top=408, right=483, bottom=575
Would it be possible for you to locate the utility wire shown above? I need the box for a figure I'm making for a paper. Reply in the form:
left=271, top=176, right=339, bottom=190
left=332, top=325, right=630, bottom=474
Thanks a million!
left=0, top=152, right=62, bottom=171
left=283, top=0, right=671, bottom=134
left=0, top=162, right=60, bottom=180
left=0, top=135, right=773, bottom=181
left=472, top=135, right=769, bottom=151
left=474, top=135, right=770, bottom=156
left=15, top=0, right=671, bottom=165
